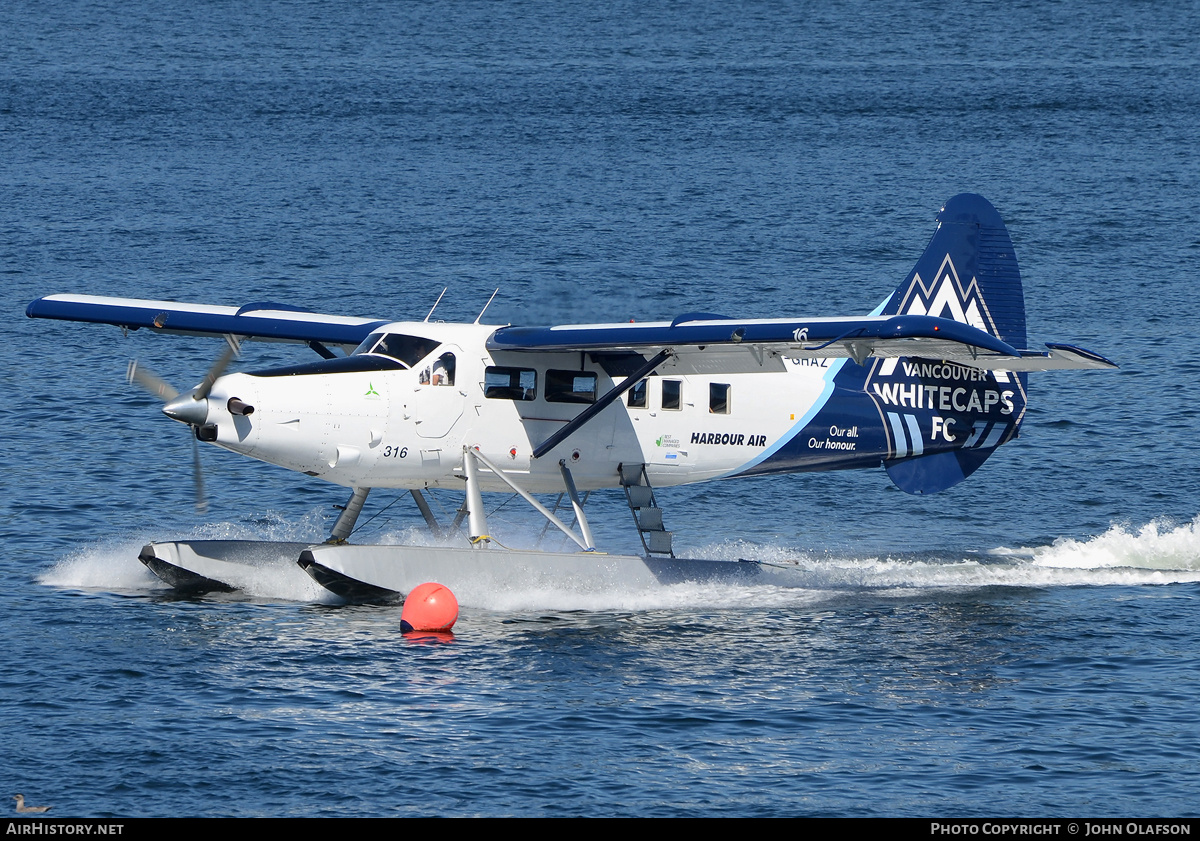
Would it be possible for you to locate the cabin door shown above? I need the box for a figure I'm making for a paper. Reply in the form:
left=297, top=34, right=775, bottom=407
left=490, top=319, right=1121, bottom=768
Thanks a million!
left=415, top=347, right=465, bottom=439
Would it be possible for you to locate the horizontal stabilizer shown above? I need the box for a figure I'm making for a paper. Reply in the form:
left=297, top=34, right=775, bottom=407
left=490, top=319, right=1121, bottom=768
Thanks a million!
left=999, top=343, right=1117, bottom=372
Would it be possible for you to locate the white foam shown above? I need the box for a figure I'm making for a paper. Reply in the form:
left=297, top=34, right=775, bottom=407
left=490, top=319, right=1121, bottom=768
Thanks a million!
left=40, top=538, right=166, bottom=591
left=681, top=515, right=1200, bottom=593
left=38, top=510, right=332, bottom=601
left=465, top=579, right=834, bottom=613
left=39, top=513, right=1200, bottom=608
left=1030, top=516, right=1200, bottom=572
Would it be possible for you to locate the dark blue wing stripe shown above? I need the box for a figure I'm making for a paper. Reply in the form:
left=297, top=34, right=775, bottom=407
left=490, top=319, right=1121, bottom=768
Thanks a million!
left=27, top=296, right=388, bottom=346
left=488, top=314, right=1020, bottom=358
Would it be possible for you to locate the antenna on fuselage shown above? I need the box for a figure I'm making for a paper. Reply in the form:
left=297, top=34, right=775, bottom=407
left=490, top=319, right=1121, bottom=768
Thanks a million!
left=424, top=287, right=448, bottom=323
left=474, top=288, right=499, bottom=324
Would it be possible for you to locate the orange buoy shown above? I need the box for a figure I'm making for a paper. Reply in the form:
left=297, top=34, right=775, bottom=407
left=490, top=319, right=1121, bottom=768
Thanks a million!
left=400, top=582, right=459, bottom=632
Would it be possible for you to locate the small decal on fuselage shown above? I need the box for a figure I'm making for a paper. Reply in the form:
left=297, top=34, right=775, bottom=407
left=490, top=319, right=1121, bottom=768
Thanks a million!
left=807, top=424, right=859, bottom=451
left=690, top=432, right=767, bottom=447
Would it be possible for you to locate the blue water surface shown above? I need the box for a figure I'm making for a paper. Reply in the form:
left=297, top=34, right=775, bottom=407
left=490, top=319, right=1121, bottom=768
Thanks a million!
left=2, top=0, right=1199, bottom=817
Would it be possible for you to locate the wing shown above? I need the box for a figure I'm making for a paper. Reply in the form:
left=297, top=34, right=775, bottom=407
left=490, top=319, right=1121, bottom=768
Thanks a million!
left=488, top=313, right=1117, bottom=373
left=27, top=294, right=389, bottom=353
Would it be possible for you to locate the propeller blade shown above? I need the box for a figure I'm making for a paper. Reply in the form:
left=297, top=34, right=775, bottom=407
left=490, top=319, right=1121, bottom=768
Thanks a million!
left=126, top=360, right=180, bottom=402
left=192, top=335, right=241, bottom=400
left=191, top=435, right=208, bottom=515
left=128, top=338, right=238, bottom=516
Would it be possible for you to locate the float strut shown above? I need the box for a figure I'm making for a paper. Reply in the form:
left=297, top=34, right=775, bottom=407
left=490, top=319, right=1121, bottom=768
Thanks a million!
left=558, top=460, right=596, bottom=551
left=463, top=447, right=490, bottom=547
left=410, top=489, right=443, bottom=538
left=329, top=487, right=371, bottom=543
left=468, top=448, right=594, bottom=551
left=450, top=501, right=469, bottom=534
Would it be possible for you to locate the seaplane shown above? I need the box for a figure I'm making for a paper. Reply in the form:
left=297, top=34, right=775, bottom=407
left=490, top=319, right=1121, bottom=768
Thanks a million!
left=27, top=194, right=1115, bottom=604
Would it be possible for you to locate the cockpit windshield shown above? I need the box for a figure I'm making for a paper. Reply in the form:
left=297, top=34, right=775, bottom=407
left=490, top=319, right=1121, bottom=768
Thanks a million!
left=353, top=332, right=441, bottom=368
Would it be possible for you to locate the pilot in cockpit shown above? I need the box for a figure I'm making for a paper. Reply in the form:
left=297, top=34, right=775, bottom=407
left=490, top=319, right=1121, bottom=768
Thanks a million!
left=421, top=352, right=456, bottom=386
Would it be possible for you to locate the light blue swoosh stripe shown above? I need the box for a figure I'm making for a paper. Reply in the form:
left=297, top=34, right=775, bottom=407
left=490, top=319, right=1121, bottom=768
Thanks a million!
left=721, top=294, right=892, bottom=479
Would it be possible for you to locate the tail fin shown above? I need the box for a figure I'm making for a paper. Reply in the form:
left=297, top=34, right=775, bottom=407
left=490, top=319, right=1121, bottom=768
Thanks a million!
left=880, top=194, right=1027, bottom=347
left=867, top=194, right=1029, bottom=493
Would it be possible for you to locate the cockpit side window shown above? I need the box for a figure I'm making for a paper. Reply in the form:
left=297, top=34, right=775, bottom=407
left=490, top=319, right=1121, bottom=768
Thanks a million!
left=353, top=332, right=441, bottom=368
left=420, top=352, right=456, bottom=386
left=352, top=332, right=384, bottom=356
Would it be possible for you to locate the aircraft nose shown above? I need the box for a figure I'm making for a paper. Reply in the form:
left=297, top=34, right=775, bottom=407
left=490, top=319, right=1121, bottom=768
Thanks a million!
left=162, top=394, right=210, bottom=426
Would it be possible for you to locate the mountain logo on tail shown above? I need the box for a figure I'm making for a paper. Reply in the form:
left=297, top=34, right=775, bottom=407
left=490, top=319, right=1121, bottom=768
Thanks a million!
left=866, top=253, right=1028, bottom=460
left=895, top=254, right=993, bottom=334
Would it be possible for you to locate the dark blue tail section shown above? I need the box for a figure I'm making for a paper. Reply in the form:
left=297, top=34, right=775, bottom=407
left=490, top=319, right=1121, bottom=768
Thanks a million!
left=740, top=195, right=1031, bottom=492
left=880, top=193, right=1026, bottom=347
left=865, top=194, right=1030, bottom=493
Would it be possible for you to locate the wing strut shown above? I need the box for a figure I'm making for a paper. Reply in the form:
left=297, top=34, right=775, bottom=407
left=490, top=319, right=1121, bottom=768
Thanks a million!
left=532, top=349, right=672, bottom=459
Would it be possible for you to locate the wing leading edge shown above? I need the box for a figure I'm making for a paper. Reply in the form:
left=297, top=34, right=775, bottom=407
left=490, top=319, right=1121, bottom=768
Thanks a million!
left=26, top=294, right=388, bottom=348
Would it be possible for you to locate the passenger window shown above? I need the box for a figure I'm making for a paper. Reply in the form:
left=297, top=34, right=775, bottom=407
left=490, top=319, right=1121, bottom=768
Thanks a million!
left=484, top=366, right=536, bottom=400
left=710, top=383, right=730, bottom=414
left=662, top=380, right=682, bottom=410
left=546, top=370, right=597, bottom=404
left=627, top=379, right=648, bottom=409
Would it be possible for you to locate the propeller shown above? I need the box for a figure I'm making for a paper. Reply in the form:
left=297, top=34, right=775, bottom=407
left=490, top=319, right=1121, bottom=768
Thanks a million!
left=193, top=335, right=241, bottom=401
left=126, top=361, right=179, bottom=401
left=191, top=432, right=207, bottom=515
left=125, top=335, right=242, bottom=515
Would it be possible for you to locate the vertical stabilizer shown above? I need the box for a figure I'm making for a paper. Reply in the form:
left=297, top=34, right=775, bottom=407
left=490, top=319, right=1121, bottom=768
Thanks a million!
left=880, top=193, right=1026, bottom=348
left=869, top=194, right=1029, bottom=493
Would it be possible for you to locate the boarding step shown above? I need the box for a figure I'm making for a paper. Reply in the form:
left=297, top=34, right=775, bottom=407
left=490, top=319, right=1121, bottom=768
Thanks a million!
left=618, top=462, right=674, bottom=557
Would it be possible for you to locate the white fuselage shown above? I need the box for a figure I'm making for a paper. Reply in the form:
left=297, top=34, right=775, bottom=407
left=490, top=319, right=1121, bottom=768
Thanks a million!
left=198, top=321, right=834, bottom=492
